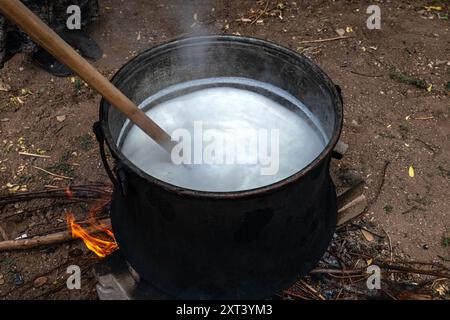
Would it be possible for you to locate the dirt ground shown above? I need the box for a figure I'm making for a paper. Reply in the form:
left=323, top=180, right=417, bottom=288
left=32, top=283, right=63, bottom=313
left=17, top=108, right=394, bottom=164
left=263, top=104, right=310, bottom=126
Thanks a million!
left=0, top=0, right=449, bottom=299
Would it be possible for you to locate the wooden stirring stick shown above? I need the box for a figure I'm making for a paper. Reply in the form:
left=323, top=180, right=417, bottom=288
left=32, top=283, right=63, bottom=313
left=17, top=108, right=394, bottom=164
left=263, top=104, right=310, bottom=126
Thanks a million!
left=0, top=0, right=174, bottom=153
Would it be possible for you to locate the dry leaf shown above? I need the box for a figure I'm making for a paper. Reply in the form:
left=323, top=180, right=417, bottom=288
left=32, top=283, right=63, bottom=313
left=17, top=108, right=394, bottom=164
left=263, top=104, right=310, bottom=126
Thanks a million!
left=361, top=229, right=375, bottom=242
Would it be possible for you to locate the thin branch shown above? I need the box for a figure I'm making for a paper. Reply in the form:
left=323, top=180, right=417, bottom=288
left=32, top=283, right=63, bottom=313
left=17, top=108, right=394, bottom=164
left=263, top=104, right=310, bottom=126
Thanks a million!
left=299, top=36, right=352, bottom=44
left=32, top=166, right=73, bottom=180
left=250, top=0, right=270, bottom=25
left=18, top=151, right=50, bottom=158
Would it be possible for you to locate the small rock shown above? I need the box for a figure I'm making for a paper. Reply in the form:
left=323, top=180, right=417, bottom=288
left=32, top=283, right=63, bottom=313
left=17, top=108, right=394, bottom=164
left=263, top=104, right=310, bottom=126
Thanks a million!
left=56, top=115, right=66, bottom=122
left=423, top=244, right=429, bottom=250
left=335, top=28, right=345, bottom=37
left=435, top=60, right=446, bottom=66
left=13, top=273, right=24, bottom=286
left=33, top=276, right=48, bottom=288
left=351, top=119, right=359, bottom=126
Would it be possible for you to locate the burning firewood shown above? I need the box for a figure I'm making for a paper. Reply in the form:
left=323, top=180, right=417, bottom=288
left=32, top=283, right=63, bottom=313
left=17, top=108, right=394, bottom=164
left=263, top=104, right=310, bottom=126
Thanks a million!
left=0, top=184, right=117, bottom=256
left=0, top=218, right=111, bottom=252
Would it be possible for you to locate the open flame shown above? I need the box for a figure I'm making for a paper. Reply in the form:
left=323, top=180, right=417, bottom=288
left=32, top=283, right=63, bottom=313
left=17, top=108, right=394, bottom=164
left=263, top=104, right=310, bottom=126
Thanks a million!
left=67, top=214, right=118, bottom=258
left=65, top=187, right=118, bottom=258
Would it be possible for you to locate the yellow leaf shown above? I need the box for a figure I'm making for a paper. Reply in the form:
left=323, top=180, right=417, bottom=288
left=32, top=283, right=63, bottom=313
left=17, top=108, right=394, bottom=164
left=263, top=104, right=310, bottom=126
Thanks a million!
left=9, top=185, right=20, bottom=193
left=367, top=258, right=373, bottom=266
left=346, top=26, right=353, bottom=33
left=435, top=285, right=447, bottom=296
left=409, top=166, right=415, bottom=178
left=424, top=6, right=443, bottom=11
left=427, top=84, right=433, bottom=92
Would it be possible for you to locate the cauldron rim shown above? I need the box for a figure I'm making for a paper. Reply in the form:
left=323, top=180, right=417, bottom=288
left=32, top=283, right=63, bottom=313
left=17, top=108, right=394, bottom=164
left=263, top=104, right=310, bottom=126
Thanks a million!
left=99, top=35, right=343, bottom=199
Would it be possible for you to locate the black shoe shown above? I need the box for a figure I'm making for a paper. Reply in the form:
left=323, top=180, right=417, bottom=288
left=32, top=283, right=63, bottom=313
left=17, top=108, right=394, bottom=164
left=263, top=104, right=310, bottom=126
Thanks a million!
left=32, top=48, right=73, bottom=77
left=58, top=29, right=103, bottom=61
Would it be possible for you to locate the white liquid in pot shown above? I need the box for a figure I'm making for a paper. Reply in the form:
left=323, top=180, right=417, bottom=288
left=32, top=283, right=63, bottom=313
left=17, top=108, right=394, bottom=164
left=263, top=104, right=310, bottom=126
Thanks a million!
left=119, top=78, right=328, bottom=192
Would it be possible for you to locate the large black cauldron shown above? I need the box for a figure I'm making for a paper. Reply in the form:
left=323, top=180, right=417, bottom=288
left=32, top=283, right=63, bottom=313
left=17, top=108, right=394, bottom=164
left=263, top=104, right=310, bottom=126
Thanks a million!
left=95, top=36, right=343, bottom=299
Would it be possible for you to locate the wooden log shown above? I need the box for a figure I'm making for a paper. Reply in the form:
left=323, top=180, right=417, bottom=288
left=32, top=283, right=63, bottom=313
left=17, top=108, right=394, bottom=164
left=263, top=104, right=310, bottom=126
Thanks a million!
left=0, top=219, right=111, bottom=252
left=336, top=181, right=367, bottom=226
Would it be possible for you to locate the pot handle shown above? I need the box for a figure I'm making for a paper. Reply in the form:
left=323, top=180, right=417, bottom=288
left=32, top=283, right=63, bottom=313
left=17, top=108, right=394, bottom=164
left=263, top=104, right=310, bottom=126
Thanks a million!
left=335, top=84, right=344, bottom=105
left=331, top=84, right=344, bottom=160
left=93, top=121, right=127, bottom=196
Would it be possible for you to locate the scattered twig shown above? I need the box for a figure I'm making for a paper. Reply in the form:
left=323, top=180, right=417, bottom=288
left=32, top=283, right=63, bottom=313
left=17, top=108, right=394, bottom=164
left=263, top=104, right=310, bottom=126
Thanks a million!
left=377, top=259, right=450, bottom=272
left=381, top=226, right=393, bottom=262
left=0, top=185, right=111, bottom=206
left=415, top=138, right=439, bottom=155
left=311, top=263, right=450, bottom=279
left=363, top=160, right=390, bottom=214
left=310, top=268, right=365, bottom=275
left=283, top=289, right=310, bottom=300
left=349, top=70, right=383, bottom=78
left=299, top=280, right=326, bottom=300
left=298, top=36, right=352, bottom=44
left=32, top=165, right=73, bottom=180
left=250, top=0, right=270, bottom=25
left=18, top=151, right=50, bottom=158
left=401, top=205, right=426, bottom=215
left=413, top=116, right=434, bottom=121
